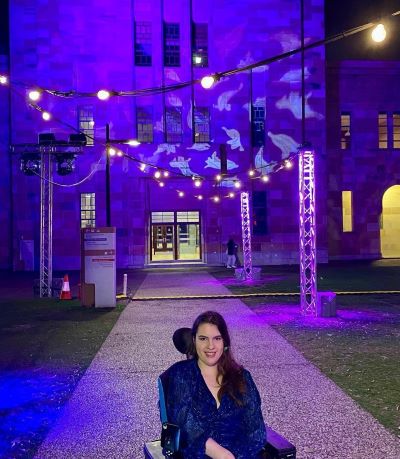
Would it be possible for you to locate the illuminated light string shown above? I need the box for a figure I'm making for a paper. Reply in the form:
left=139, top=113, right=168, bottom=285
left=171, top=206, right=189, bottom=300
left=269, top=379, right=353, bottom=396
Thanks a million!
left=0, top=12, right=397, bottom=98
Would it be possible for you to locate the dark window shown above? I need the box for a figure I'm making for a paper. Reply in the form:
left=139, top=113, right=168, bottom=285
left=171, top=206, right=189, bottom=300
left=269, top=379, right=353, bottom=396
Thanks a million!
left=194, top=107, right=210, bottom=143
left=340, top=112, right=351, bottom=150
left=135, top=22, right=152, bottom=66
left=164, top=23, right=180, bottom=67
left=252, top=191, right=268, bottom=235
left=192, top=23, right=208, bottom=67
left=136, top=106, right=153, bottom=143
left=251, top=105, right=265, bottom=147
left=165, top=107, right=182, bottom=143
left=78, top=106, right=94, bottom=146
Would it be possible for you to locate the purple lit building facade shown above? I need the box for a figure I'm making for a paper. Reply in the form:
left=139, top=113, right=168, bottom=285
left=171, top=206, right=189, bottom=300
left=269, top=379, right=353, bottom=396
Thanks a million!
left=0, top=0, right=398, bottom=271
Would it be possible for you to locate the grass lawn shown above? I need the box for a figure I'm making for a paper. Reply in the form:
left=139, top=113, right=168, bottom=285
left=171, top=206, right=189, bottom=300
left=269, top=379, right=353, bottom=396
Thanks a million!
left=211, top=262, right=400, bottom=437
left=0, top=270, right=146, bottom=458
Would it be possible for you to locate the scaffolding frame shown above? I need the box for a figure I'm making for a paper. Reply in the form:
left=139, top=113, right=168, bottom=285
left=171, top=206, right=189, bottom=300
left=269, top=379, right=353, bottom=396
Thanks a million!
left=299, top=147, right=317, bottom=315
left=40, top=147, right=53, bottom=297
left=240, top=191, right=253, bottom=280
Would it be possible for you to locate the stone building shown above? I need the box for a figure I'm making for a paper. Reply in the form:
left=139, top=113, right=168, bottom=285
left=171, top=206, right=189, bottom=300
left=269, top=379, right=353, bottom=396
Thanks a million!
left=0, top=0, right=398, bottom=271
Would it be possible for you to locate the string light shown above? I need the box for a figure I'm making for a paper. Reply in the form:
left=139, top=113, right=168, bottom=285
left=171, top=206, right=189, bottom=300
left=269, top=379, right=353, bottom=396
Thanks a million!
left=197, top=195, right=203, bottom=200
left=28, top=90, right=41, bottom=101
left=234, top=180, right=241, bottom=189
left=213, top=196, right=220, bottom=203
left=0, top=75, right=8, bottom=85
left=215, top=174, right=222, bottom=181
left=261, top=175, right=270, bottom=183
left=248, top=169, right=255, bottom=177
left=127, top=139, right=140, bottom=146
left=42, top=111, right=51, bottom=121
left=163, top=171, right=170, bottom=178
left=371, top=23, right=386, bottom=42
left=228, top=192, right=235, bottom=198
left=139, top=163, right=146, bottom=171
left=154, top=170, right=161, bottom=179
left=117, top=150, right=124, bottom=157
left=159, top=181, right=165, bottom=187
left=97, top=89, right=111, bottom=101
left=284, top=159, right=293, bottom=169
left=194, top=178, right=202, bottom=187
left=201, top=75, right=216, bottom=89
left=108, top=147, right=117, bottom=156
left=178, top=191, right=184, bottom=197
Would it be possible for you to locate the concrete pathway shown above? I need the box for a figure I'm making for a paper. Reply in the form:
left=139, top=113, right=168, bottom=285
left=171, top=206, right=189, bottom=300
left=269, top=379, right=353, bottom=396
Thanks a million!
left=36, top=271, right=400, bottom=459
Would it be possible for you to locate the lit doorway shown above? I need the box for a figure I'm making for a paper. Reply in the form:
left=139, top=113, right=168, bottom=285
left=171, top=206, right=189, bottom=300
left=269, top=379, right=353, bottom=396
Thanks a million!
left=150, top=211, right=201, bottom=262
left=380, top=185, right=400, bottom=258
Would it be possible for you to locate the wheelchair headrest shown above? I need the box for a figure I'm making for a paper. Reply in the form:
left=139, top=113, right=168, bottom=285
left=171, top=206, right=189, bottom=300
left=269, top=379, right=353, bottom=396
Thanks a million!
left=172, top=327, right=193, bottom=356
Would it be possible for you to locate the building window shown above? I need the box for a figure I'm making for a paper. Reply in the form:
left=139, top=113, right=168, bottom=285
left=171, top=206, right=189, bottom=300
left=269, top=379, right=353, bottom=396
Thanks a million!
left=165, top=107, right=182, bottom=143
left=80, top=193, right=95, bottom=228
left=252, top=105, right=265, bottom=147
left=194, top=107, right=210, bottom=143
left=378, top=112, right=388, bottom=149
left=135, top=22, right=152, bottom=66
left=78, top=106, right=94, bottom=146
left=393, top=113, right=400, bottom=149
left=252, top=191, right=268, bottom=235
left=340, top=112, right=351, bottom=150
left=136, top=106, right=153, bottom=143
left=342, top=190, right=353, bottom=232
left=164, top=23, right=180, bottom=67
left=192, top=23, right=208, bottom=67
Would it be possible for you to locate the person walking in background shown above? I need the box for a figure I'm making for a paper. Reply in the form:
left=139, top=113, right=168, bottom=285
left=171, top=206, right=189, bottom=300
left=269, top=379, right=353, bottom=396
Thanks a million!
left=226, top=238, right=237, bottom=268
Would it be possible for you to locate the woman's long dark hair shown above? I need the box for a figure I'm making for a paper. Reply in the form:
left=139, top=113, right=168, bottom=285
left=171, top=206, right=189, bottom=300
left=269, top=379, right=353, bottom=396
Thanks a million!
left=191, top=310, right=246, bottom=406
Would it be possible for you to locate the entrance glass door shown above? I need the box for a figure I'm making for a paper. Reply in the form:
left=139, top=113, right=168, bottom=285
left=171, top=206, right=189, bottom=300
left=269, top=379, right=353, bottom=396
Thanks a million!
left=150, top=211, right=201, bottom=262
left=152, top=225, right=174, bottom=261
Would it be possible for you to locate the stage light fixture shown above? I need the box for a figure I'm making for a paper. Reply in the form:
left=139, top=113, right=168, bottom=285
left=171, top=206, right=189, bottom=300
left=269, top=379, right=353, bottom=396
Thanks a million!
left=20, top=154, right=41, bottom=176
left=56, top=153, right=76, bottom=176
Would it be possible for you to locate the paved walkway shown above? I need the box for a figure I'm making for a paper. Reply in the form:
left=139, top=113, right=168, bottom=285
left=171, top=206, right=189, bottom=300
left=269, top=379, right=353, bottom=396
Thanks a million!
left=36, top=271, right=400, bottom=459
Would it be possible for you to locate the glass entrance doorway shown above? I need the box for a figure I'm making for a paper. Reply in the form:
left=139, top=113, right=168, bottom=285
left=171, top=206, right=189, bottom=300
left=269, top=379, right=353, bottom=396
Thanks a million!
left=150, top=211, right=201, bottom=262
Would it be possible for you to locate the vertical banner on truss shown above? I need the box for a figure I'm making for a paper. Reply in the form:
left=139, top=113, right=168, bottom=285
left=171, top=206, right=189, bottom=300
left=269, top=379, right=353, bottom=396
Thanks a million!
left=299, top=147, right=317, bottom=315
left=240, top=191, right=253, bottom=280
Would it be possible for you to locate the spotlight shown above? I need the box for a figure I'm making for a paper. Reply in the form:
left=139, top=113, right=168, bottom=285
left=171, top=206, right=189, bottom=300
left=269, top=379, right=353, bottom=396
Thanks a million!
left=371, top=23, right=386, bottom=43
left=201, top=75, right=216, bottom=89
left=97, top=89, right=111, bottom=100
left=20, top=154, right=41, bottom=176
left=56, top=154, right=76, bottom=176
left=28, top=90, right=41, bottom=101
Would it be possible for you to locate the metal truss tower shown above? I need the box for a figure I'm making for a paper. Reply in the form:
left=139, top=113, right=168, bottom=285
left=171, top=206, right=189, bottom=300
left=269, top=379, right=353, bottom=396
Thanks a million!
left=299, top=147, right=317, bottom=315
left=240, top=191, right=253, bottom=280
left=40, top=147, right=53, bottom=297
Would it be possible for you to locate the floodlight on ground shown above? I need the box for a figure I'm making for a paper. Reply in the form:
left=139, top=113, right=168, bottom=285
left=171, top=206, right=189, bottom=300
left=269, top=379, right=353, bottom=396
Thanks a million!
left=371, top=23, right=386, bottom=42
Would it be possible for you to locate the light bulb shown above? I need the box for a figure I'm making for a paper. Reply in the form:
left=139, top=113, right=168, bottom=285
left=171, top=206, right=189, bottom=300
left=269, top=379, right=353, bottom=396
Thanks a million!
left=163, top=171, right=169, bottom=178
left=28, top=90, right=41, bottom=101
left=159, top=181, right=165, bottom=187
left=197, top=195, right=203, bottom=200
left=117, top=150, right=123, bottom=157
left=108, top=147, right=117, bottom=156
left=127, top=139, right=140, bottom=146
left=97, top=89, right=111, bottom=100
left=261, top=175, right=270, bottom=183
left=216, top=174, right=222, bottom=181
left=248, top=169, right=255, bottom=177
left=228, top=192, right=235, bottom=198
left=154, top=170, right=161, bottom=179
left=42, top=111, right=51, bottom=121
left=178, top=191, right=184, bottom=197
left=201, top=75, right=215, bottom=89
left=284, top=160, right=293, bottom=169
left=234, top=181, right=241, bottom=189
left=194, top=179, right=202, bottom=187
left=213, top=196, right=220, bottom=203
left=371, top=23, right=386, bottom=43
left=0, top=75, right=8, bottom=85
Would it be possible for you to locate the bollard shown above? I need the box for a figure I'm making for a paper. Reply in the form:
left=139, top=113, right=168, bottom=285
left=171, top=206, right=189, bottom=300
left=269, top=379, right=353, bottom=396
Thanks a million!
left=123, top=273, right=128, bottom=297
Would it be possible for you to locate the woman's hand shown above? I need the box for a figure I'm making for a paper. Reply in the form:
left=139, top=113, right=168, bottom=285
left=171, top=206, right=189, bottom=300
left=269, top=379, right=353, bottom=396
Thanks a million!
left=205, top=438, right=235, bottom=459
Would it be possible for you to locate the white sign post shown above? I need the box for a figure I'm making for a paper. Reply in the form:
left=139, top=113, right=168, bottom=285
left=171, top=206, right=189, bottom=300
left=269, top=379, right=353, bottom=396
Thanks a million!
left=82, top=227, right=116, bottom=308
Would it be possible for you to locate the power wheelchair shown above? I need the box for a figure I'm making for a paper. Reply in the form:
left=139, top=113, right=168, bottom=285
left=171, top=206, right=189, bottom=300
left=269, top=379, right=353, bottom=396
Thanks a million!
left=144, top=328, right=296, bottom=459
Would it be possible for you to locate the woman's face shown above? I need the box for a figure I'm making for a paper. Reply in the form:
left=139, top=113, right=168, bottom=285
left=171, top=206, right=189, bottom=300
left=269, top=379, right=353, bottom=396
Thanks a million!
left=195, top=323, right=224, bottom=368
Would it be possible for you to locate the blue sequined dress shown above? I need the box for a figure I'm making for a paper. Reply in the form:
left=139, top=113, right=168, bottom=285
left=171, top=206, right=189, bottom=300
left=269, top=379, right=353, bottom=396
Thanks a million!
left=162, top=358, right=266, bottom=458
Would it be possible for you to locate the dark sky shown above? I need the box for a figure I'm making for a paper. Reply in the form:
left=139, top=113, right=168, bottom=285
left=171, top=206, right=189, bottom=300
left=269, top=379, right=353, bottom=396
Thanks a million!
left=0, top=0, right=399, bottom=59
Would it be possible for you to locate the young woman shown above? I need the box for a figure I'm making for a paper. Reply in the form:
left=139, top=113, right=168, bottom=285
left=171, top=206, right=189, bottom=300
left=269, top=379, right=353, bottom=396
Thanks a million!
left=163, top=311, right=266, bottom=459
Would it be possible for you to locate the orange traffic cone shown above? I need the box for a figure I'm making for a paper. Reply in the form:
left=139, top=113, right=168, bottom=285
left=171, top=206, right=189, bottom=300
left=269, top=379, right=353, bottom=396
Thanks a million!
left=60, top=274, right=72, bottom=300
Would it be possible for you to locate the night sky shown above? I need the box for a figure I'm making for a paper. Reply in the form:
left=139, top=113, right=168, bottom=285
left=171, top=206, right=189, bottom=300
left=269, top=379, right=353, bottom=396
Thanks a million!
left=0, top=0, right=399, bottom=59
